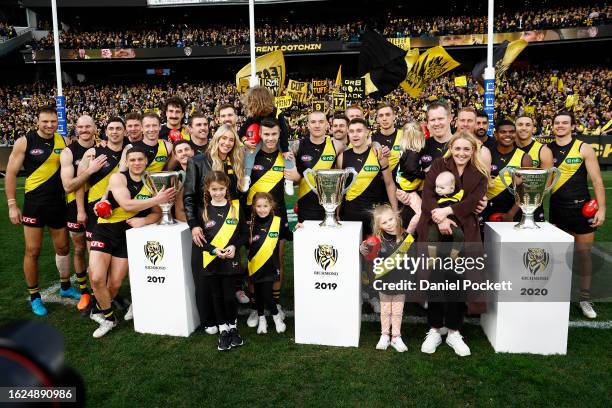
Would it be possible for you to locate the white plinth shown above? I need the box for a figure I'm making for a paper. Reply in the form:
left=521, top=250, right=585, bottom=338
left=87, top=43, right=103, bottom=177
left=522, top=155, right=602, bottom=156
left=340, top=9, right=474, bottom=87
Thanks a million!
left=294, top=220, right=362, bottom=347
left=481, top=222, right=574, bottom=355
left=126, top=223, right=200, bottom=337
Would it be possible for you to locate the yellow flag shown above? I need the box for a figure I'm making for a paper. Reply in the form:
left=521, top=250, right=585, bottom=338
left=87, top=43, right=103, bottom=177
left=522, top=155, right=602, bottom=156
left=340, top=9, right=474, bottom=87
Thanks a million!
left=550, top=76, right=558, bottom=84
left=387, top=37, right=410, bottom=51
left=401, top=46, right=459, bottom=98
left=335, top=65, right=342, bottom=88
left=557, top=78, right=564, bottom=92
left=454, top=76, right=467, bottom=87
left=236, top=50, right=285, bottom=95
left=524, top=105, right=535, bottom=115
left=565, top=94, right=578, bottom=108
left=287, top=79, right=310, bottom=103
left=275, top=95, right=292, bottom=109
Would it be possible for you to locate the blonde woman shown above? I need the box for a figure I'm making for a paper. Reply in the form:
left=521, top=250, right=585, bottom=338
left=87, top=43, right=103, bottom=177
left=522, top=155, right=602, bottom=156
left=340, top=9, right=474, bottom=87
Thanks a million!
left=395, top=122, right=426, bottom=232
left=183, top=124, right=246, bottom=333
left=416, top=131, right=489, bottom=357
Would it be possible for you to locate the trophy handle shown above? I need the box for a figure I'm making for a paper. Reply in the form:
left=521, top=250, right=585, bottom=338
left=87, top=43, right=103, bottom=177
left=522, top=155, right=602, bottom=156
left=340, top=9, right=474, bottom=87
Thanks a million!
left=175, top=170, right=185, bottom=193
left=498, top=167, right=515, bottom=195
left=544, top=167, right=561, bottom=195
left=341, top=167, right=358, bottom=196
left=302, top=168, right=318, bottom=197
left=142, top=172, right=157, bottom=196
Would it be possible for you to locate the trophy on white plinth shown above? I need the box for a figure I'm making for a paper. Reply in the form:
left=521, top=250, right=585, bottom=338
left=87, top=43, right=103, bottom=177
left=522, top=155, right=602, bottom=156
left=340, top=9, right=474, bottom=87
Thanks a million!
left=143, top=171, right=184, bottom=225
left=498, top=167, right=561, bottom=229
left=302, top=168, right=357, bottom=227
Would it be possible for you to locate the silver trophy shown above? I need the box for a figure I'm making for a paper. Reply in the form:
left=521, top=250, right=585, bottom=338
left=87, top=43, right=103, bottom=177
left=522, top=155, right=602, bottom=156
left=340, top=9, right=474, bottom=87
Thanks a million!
left=143, top=171, right=185, bottom=225
left=303, top=168, right=358, bottom=227
left=498, top=167, right=561, bottom=229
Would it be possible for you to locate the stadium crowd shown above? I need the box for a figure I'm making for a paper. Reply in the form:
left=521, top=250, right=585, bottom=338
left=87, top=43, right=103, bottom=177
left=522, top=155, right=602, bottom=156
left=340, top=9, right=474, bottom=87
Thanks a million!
left=31, top=4, right=611, bottom=49
left=1, top=66, right=610, bottom=147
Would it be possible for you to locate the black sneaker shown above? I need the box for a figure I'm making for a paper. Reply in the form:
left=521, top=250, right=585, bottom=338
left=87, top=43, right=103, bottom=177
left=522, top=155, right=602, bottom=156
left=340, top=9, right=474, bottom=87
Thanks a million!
left=218, top=330, right=232, bottom=351
left=229, top=328, right=244, bottom=347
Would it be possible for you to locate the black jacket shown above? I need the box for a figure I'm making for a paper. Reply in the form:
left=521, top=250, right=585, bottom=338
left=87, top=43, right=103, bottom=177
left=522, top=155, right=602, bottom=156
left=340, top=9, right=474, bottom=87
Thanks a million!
left=183, top=153, right=243, bottom=229
left=183, top=154, right=213, bottom=229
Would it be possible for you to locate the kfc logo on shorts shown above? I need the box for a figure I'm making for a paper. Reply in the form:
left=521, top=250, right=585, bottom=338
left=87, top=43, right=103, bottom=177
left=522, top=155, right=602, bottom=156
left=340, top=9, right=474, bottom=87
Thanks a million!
left=90, top=241, right=105, bottom=249
left=420, top=155, right=432, bottom=164
left=301, top=155, right=313, bottom=163
left=253, top=165, right=265, bottom=171
left=29, top=149, right=44, bottom=156
left=22, top=216, right=37, bottom=225
left=67, top=222, right=81, bottom=229
left=86, top=231, right=93, bottom=239
left=205, top=220, right=216, bottom=229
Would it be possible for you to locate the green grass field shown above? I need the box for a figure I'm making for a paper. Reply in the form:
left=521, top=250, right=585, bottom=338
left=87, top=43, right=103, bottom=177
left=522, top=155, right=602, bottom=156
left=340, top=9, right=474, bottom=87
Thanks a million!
left=1, top=174, right=611, bottom=407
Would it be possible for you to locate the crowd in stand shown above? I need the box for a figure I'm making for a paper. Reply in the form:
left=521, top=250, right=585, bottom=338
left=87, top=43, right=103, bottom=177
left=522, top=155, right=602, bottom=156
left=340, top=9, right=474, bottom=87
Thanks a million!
left=1, top=66, right=610, bottom=146
left=31, top=4, right=611, bottom=49
left=0, top=22, right=18, bottom=41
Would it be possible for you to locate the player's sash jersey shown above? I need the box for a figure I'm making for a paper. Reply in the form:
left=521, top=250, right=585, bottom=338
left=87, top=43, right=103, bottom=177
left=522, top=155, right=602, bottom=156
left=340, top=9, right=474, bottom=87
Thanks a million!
left=23, top=131, right=66, bottom=203
left=189, top=139, right=208, bottom=157
left=87, top=146, right=122, bottom=204
left=97, top=171, right=152, bottom=229
left=246, top=149, right=285, bottom=207
left=372, top=128, right=402, bottom=171
left=202, top=200, right=242, bottom=273
left=395, top=149, right=424, bottom=192
left=343, top=146, right=385, bottom=210
left=248, top=214, right=283, bottom=280
left=486, top=146, right=525, bottom=210
left=66, top=141, right=92, bottom=204
left=549, top=138, right=590, bottom=205
left=160, top=125, right=190, bottom=141
left=521, top=139, right=544, bottom=168
left=133, top=139, right=168, bottom=172
left=420, top=137, right=448, bottom=170
left=296, top=136, right=337, bottom=208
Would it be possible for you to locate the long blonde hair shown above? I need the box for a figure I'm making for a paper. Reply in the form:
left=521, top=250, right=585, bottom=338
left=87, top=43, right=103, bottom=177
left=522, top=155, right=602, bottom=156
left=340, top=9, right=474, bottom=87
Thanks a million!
left=443, top=131, right=490, bottom=179
left=371, top=204, right=404, bottom=243
left=207, top=124, right=245, bottom=191
left=399, top=121, right=426, bottom=153
left=243, top=86, right=274, bottom=117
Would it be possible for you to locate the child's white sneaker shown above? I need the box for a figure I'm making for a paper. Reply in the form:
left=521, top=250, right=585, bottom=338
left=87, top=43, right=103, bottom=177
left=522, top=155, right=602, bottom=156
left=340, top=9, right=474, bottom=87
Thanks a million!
left=376, top=334, right=390, bottom=350
left=273, top=313, right=286, bottom=333
left=391, top=336, right=408, bottom=352
left=257, top=316, right=267, bottom=334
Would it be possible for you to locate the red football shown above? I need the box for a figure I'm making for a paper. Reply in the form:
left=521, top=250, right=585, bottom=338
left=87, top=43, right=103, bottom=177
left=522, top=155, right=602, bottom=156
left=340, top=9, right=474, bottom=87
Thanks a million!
left=169, top=128, right=182, bottom=142
left=94, top=200, right=112, bottom=219
left=488, top=212, right=505, bottom=222
left=246, top=123, right=260, bottom=144
left=582, top=199, right=598, bottom=218
left=363, top=235, right=382, bottom=261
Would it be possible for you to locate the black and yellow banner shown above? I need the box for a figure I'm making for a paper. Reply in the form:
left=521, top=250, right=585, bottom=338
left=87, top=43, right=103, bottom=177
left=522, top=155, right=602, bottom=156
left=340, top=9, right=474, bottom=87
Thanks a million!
left=312, top=100, right=326, bottom=112
left=236, top=50, right=285, bottom=95
left=341, top=79, right=365, bottom=101
left=332, top=93, right=347, bottom=112
left=275, top=95, right=293, bottom=109
left=287, top=79, right=310, bottom=103
left=401, top=46, right=460, bottom=97
left=311, top=79, right=329, bottom=96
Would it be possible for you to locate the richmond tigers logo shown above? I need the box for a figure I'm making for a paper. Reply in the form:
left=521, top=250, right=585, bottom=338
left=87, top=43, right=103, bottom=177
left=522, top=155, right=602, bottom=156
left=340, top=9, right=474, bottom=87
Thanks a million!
left=314, top=244, right=338, bottom=271
left=144, top=241, right=164, bottom=265
left=523, top=248, right=549, bottom=275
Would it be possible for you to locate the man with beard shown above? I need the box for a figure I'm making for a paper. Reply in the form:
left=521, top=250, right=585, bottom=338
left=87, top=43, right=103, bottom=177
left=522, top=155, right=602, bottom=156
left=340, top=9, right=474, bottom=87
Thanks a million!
left=160, top=97, right=189, bottom=141
left=515, top=115, right=553, bottom=168
left=284, top=111, right=345, bottom=222
left=217, top=103, right=238, bottom=129
left=372, top=102, right=402, bottom=173
left=5, top=106, right=74, bottom=316
left=60, top=115, right=107, bottom=310
left=475, top=110, right=495, bottom=150
left=187, top=111, right=209, bottom=156
left=330, top=113, right=349, bottom=146
left=125, top=112, right=143, bottom=144
left=171, top=139, right=194, bottom=222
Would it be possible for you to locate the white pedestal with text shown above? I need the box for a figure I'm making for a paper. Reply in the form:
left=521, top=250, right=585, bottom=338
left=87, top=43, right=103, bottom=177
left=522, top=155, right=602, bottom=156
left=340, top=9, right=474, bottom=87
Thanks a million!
left=126, top=223, right=200, bottom=337
left=481, top=222, right=574, bottom=355
left=294, top=221, right=362, bottom=347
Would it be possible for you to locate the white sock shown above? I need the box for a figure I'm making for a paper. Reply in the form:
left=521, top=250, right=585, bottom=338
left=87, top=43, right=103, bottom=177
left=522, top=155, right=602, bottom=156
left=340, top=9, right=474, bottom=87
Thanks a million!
left=219, top=323, right=229, bottom=333
left=56, top=254, right=71, bottom=278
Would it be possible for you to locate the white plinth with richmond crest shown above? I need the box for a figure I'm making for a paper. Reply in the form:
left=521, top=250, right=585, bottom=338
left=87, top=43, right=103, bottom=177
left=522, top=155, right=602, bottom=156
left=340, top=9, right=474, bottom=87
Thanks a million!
left=481, top=222, right=574, bottom=355
left=126, top=223, right=200, bottom=337
left=294, top=220, right=362, bottom=347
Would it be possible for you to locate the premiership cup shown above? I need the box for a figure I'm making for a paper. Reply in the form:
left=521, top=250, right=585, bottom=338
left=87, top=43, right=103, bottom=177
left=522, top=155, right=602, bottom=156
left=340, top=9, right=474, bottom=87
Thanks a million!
left=143, top=171, right=185, bottom=225
left=498, top=166, right=561, bottom=229
left=303, top=168, right=358, bottom=227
